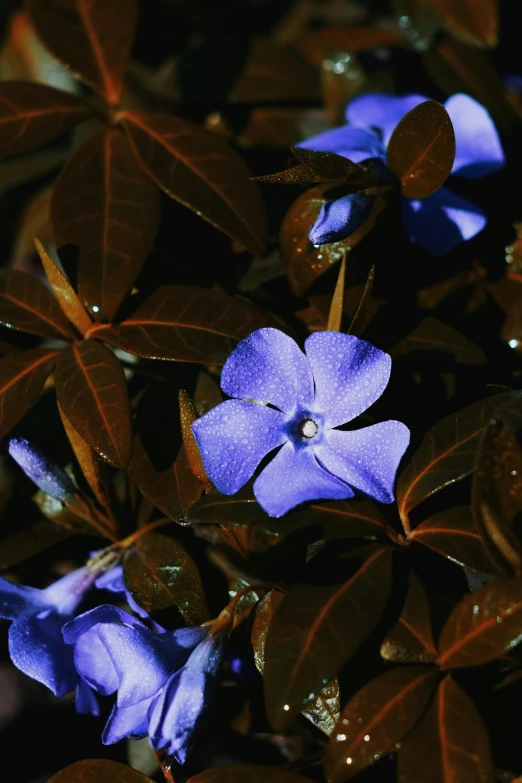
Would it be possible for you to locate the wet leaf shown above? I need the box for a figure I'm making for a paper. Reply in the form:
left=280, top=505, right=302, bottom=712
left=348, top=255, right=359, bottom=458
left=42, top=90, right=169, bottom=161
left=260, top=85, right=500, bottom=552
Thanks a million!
left=121, top=111, right=267, bottom=256
left=0, top=270, right=74, bottom=339
left=34, top=238, right=92, bottom=336
left=396, top=391, right=522, bottom=527
left=0, top=520, right=70, bottom=571
left=264, top=547, right=393, bottom=728
left=188, top=768, right=312, bottom=783
left=0, top=81, right=90, bottom=159
left=438, top=578, right=522, bottom=669
left=33, top=488, right=99, bottom=536
left=90, top=285, right=275, bottom=364
left=29, top=0, right=138, bottom=105
left=397, top=677, right=495, bottom=783
left=123, top=531, right=209, bottom=624
left=292, top=27, right=408, bottom=66
left=381, top=570, right=437, bottom=663
left=387, top=100, right=455, bottom=199
left=327, top=254, right=347, bottom=333
left=0, top=348, right=58, bottom=438
left=292, top=148, right=367, bottom=183
left=313, top=499, right=389, bottom=540
left=48, top=759, right=154, bottom=783
left=429, top=0, right=497, bottom=48
left=325, top=666, right=437, bottom=782
left=193, top=371, right=223, bottom=416
left=52, top=129, right=160, bottom=321
left=390, top=317, right=486, bottom=364
left=409, top=506, right=500, bottom=575
left=54, top=340, right=132, bottom=468
left=347, top=265, right=375, bottom=337
left=179, top=389, right=212, bottom=490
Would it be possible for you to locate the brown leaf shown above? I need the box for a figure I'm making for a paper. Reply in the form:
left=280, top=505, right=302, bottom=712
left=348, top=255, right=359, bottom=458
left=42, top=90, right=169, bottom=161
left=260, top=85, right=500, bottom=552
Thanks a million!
left=0, top=81, right=90, bottom=159
left=239, top=107, right=329, bottom=149
left=0, top=520, right=70, bottom=571
left=264, top=547, right=393, bottom=728
left=0, top=270, right=73, bottom=338
left=48, top=759, right=154, bottom=783
left=89, top=285, right=275, bottom=364
left=438, top=578, right=522, bottom=669
left=179, top=389, right=212, bottom=491
left=292, top=27, right=408, bottom=67
left=429, top=0, right=497, bottom=48
left=187, top=768, right=312, bottom=783
left=325, top=666, right=437, bottom=782
left=0, top=348, right=58, bottom=437
left=387, top=100, right=455, bottom=199
left=123, top=531, right=209, bottom=624
left=28, top=0, right=137, bottom=105
left=390, top=317, right=486, bottom=364
left=347, top=265, right=376, bottom=337
left=381, top=570, right=437, bottom=663
left=121, top=111, right=267, bottom=256
left=409, top=506, right=500, bottom=576
left=326, top=254, right=347, bottom=332
left=11, top=183, right=54, bottom=274
left=51, top=128, right=160, bottom=321
left=54, top=340, right=132, bottom=468
left=193, top=371, right=223, bottom=416
left=397, top=676, right=495, bottom=783
left=0, top=148, right=67, bottom=191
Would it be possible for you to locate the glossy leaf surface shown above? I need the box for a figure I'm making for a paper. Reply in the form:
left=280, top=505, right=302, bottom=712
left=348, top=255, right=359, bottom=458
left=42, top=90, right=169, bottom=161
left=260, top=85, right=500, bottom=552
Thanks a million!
left=380, top=570, right=437, bottom=663
left=0, top=348, right=58, bottom=437
left=0, top=270, right=73, bottom=338
left=48, top=759, right=154, bottom=783
left=179, top=389, right=212, bottom=490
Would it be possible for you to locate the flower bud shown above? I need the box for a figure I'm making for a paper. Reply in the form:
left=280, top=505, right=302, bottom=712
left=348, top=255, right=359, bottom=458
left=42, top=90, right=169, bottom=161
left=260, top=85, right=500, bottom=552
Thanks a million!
left=309, top=192, right=373, bottom=245
left=7, top=437, right=76, bottom=503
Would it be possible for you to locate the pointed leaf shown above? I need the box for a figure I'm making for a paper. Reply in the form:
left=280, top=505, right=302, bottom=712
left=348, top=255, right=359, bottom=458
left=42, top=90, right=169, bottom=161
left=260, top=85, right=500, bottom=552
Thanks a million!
left=325, top=666, right=437, bottom=782
left=89, top=285, right=276, bottom=364
left=429, top=0, right=497, bottom=48
left=48, top=759, right=154, bottom=783
left=29, top=0, right=138, bottom=105
left=327, top=254, right=346, bottom=332
left=121, top=111, right=267, bottom=256
left=179, top=389, right=212, bottom=490
left=292, top=147, right=367, bottom=182
left=391, top=317, right=486, bottom=364
left=0, top=81, right=90, bottom=159
left=188, top=768, right=312, bottom=783
left=0, top=270, right=74, bottom=339
left=264, top=547, right=393, bottom=728
left=0, top=348, right=58, bottom=437
left=347, top=265, right=375, bottom=337
left=123, top=531, right=209, bottom=625
left=381, top=570, right=437, bottom=663
left=54, top=340, right=132, bottom=468
left=51, top=129, right=160, bottom=321
left=0, top=520, right=70, bottom=571
left=397, top=677, right=495, bottom=783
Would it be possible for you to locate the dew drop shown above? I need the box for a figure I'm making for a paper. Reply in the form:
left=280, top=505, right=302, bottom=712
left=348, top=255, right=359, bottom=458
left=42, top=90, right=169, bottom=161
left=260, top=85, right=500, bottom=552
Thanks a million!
left=283, top=704, right=290, bottom=711
left=364, top=735, right=370, bottom=742
left=346, top=758, right=352, bottom=765
left=92, top=305, right=100, bottom=313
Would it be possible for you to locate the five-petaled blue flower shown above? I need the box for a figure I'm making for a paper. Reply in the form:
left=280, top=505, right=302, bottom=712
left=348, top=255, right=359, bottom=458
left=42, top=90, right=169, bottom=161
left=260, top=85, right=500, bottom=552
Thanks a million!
left=192, top=328, right=410, bottom=518
left=63, top=605, right=223, bottom=763
left=298, top=93, right=505, bottom=256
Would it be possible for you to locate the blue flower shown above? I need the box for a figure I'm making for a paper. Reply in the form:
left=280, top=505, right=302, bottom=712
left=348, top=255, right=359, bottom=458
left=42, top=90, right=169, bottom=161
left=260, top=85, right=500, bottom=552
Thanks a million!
left=7, top=437, right=76, bottom=503
left=63, top=606, right=222, bottom=763
left=192, top=328, right=409, bottom=518
left=298, top=93, right=505, bottom=255
left=0, top=566, right=98, bottom=712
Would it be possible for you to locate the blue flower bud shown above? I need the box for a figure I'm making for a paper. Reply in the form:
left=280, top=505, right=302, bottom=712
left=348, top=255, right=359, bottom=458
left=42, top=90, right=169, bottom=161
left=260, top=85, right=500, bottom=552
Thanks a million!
left=7, top=437, right=76, bottom=503
left=309, top=192, right=373, bottom=245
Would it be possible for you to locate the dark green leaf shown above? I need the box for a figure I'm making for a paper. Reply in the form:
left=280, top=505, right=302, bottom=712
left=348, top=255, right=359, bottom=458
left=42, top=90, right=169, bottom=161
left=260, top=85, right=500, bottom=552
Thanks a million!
left=47, top=759, right=154, bottom=783
left=390, top=317, right=486, bottom=364
left=0, top=348, right=58, bottom=438
left=0, top=270, right=74, bottom=339
left=380, top=570, right=437, bottom=663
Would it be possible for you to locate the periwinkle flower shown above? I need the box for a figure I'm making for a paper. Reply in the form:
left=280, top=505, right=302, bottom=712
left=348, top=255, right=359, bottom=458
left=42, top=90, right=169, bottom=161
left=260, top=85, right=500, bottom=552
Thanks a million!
left=95, top=564, right=166, bottom=632
left=309, top=192, right=373, bottom=244
left=192, top=328, right=410, bottom=518
left=298, top=93, right=505, bottom=256
left=7, top=437, right=76, bottom=503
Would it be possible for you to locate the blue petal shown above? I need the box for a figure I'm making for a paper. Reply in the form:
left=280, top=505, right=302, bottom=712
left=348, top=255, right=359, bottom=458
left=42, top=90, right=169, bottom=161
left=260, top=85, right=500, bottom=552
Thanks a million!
left=9, top=612, right=77, bottom=695
left=62, top=605, right=145, bottom=644
left=309, top=193, right=373, bottom=245
left=161, top=626, right=209, bottom=671
left=42, top=566, right=95, bottom=616
left=95, top=566, right=152, bottom=621
left=192, top=399, right=286, bottom=494
left=316, top=421, right=410, bottom=504
left=0, top=577, right=46, bottom=620
left=103, top=699, right=153, bottom=744
left=445, top=94, right=505, bottom=178
left=296, top=126, right=385, bottom=163
left=148, top=668, right=207, bottom=760
left=345, top=93, right=428, bottom=147
left=401, top=187, right=486, bottom=256
left=304, top=331, right=391, bottom=428
left=220, top=328, right=314, bottom=414
left=75, top=678, right=100, bottom=716
left=254, top=442, right=353, bottom=518
left=73, top=626, right=119, bottom=696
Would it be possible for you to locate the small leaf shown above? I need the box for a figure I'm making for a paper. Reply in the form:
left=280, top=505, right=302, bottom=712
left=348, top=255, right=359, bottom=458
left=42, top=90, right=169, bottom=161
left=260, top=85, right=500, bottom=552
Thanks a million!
left=0, top=348, right=58, bottom=437
left=347, top=265, right=375, bottom=337
left=409, top=506, right=500, bottom=575
left=179, top=389, right=212, bottom=490
left=0, top=520, right=70, bottom=571
left=90, top=285, right=275, bottom=364
left=29, top=0, right=138, bottom=105
left=397, top=677, right=495, bottom=783
left=429, top=0, right=497, bottom=48
left=380, top=570, right=437, bottom=663
left=54, top=340, right=132, bottom=468
left=390, top=317, right=486, bottom=364
left=123, top=531, right=209, bottom=625
left=34, top=238, right=92, bottom=336
left=438, top=578, right=522, bottom=669
left=52, top=129, right=160, bottom=321
left=387, top=100, right=456, bottom=199
left=325, top=666, right=437, bottom=782
left=327, top=253, right=347, bottom=332
left=121, top=111, right=267, bottom=256
left=188, top=767, right=312, bottom=783
left=264, top=547, right=393, bottom=728
left=293, top=147, right=367, bottom=182
left=0, top=270, right=74, bottom=339
left=0, top=81, right=90, bottom=159
left=48, top=759, right=154, bottom=783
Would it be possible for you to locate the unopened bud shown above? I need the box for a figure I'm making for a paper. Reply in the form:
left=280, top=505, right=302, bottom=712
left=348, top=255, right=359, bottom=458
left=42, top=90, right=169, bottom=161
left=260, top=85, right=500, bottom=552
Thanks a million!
left=7, top=437, right=76, bottom=503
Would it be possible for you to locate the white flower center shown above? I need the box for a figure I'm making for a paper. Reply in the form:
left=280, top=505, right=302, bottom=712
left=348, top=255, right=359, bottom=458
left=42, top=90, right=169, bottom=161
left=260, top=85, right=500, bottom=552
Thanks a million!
left=300, top=419, right=318, bottom=439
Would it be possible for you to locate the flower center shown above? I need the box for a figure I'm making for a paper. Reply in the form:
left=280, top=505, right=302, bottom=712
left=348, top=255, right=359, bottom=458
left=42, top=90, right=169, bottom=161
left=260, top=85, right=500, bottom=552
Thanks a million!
left=300, top=419, right=318, bottom=439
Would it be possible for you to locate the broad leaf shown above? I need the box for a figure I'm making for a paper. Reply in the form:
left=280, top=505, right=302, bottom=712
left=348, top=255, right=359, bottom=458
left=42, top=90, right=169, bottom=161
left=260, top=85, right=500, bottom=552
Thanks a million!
left=397, top=677, right=495, bottom=783
left=264, top=547, right=393, bottom=728
left=0, top=348, right=58, bottom=437
left=438, top=578, right=522, bottom=669
left=188, top=767, right=312, bottom=783
left=0, top=81, right=90, bottom=159
left=122, top=531, right=209, bottom=625
left=54, top=340, right=132, bottom=468
left=325, top=666, right=437, bottom=782
left=0, top=520, right=70, bottom=571
left=0, top=270, right=73, bottom=339
left=430, top=0, right=497, bottom=48
left=48, top=759, right=154, bottom=783
left=90, top=285, right=275, bottom=364
left=391, top=317, right=486, bottom=364
left=35, top=238, right=92, bottom=336
left=380, top=570, right=437, bottom=663
left=52, top=129, right=160, bottom=321
left=121, top=111, right=267, bottom=255
left=29, top=0, right=137, bottom=105
left=387, top=100, right=455, bottom=199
